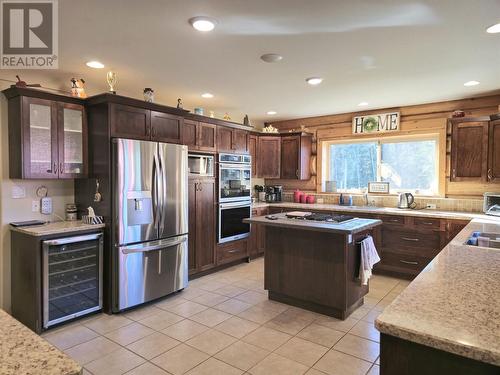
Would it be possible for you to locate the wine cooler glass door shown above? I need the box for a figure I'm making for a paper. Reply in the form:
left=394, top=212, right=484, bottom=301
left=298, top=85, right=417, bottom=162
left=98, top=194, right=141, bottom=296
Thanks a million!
left=43, top=233, right=103, bottom=328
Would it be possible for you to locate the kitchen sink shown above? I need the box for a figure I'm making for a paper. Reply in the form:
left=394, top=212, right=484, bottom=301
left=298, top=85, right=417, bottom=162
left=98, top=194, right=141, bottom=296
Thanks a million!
left=465, top=232, right=500, bottom=249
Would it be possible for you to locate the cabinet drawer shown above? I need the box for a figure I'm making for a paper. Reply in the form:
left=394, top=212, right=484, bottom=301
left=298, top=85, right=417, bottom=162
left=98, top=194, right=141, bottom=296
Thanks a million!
left=252, top=207, right=269, bottom=216
left=217, top=240, right=248, bottom=265
left=380, top=215, right=405, bottom=225
left=382, top=229, right=441, bottom=254
left=414, top=217, right=442, bottom=230
left=380, top=251, right=431, bottom=274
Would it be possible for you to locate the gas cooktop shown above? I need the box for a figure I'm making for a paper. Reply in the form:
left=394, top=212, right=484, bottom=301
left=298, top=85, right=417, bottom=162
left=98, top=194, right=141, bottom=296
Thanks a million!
left=285, top=212, right=355, bottom=223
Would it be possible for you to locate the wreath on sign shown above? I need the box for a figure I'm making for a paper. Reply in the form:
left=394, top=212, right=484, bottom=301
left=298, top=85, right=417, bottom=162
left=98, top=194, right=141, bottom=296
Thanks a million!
left=363, top=117, right=379, bottom=132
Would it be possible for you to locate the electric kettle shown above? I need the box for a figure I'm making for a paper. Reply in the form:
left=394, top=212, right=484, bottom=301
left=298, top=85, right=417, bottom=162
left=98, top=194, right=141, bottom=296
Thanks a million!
left=398, top=192, right=415, bottom=209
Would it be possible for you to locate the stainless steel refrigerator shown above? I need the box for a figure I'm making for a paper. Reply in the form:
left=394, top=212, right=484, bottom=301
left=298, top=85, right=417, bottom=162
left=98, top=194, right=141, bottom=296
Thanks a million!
left=112, top=138, right=188, bottom=311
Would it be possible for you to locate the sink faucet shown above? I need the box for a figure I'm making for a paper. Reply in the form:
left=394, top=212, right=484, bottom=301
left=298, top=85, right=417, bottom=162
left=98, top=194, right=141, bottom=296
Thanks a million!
left=364, top=193, right=369, bottom=206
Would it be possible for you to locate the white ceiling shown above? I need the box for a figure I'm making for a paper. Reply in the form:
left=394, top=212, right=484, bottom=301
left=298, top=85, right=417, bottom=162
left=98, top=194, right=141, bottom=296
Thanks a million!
left=1, top=0, right=500, bottom=125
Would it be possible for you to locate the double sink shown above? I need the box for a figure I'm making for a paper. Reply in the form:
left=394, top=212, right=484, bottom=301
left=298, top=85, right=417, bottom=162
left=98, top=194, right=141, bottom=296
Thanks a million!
left=466, top=232, right=500, bottom=249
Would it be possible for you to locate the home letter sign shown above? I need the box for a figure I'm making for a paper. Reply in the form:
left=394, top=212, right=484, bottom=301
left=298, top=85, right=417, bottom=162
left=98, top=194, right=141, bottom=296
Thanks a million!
left=352, top=112, right=400, bottom=135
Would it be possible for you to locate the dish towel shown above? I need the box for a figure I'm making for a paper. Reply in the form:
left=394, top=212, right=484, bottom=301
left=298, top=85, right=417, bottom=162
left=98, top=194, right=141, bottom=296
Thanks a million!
left=359, top=235, right=381, bottom=285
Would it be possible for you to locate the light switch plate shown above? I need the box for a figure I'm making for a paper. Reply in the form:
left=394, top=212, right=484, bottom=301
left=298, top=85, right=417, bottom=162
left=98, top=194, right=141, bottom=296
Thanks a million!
left=41, top=197, right=53, bottom=215
left=11, top=185, right=26, bottom=199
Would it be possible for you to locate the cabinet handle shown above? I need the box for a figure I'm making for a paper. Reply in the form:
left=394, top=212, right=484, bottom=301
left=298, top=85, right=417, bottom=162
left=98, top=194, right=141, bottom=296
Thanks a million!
left=59, top=163, right=63, bottom=174
left=488, top=169, right=492, bottom=181
left=295, top=169, right=299, bottom=178
left=388, top=219, right=400, bottom=223
left=228, top=249, right=240, bottom=253
left=152, top=126, right=156, bottom=138
left=401, top=237, right=419, bottom=242
left=421, top=222, right=434, bottom=226
left=54, top=162, right=58, bottom=174
left=146, top=126, right=150, bottom=136
left=400, top=260, right=419, bottom=265
left=195, top=182, right=198, bottom=191
left=452, top=169, right=456, bottom=179
left=199, top=183, right=203, bottom=192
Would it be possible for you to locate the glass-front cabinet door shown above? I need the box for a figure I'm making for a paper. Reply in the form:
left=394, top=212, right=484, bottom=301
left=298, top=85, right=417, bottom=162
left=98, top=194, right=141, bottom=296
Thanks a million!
left=58, top=103, right=87, bottom=178
left=24, top=97, right=58, bottom=178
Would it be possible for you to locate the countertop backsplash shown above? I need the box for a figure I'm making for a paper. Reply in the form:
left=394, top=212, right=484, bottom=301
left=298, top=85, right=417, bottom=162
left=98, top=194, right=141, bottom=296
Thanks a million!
left=280, top=192, right=484, bottom=213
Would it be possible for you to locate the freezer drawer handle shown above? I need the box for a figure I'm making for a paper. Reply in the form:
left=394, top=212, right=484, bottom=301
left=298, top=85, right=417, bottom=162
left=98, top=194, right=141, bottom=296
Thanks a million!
left=120, top=236, right=187, bottom=254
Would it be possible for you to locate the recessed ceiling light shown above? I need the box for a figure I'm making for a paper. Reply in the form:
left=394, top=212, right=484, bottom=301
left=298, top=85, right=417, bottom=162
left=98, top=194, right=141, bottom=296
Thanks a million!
left=86, top=61, right=104, bottom=69
left=267, top=111, right=277, bottom=115
left=486, top=23, right=500, bottom=34
left=260, top=54, right=283, bottom=63
left=189, top=17, right=217, bottom=32
left=464, top=80, right=480, bottom=87
left=201, top=92, right=214, bottom=98
left=306, top=77, right=323, bottom=85
left=358, top=102, right=369, bottom=106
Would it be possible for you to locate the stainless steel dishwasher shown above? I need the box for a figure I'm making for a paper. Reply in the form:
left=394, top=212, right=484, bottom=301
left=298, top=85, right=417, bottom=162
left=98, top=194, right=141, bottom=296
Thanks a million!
left=42, top=232, right=103, bottom=328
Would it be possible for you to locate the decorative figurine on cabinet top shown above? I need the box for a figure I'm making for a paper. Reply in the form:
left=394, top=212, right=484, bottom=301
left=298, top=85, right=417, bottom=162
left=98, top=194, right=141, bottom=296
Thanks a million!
left=143, top=88, right=154, bottom=103
left=223, top=112, right=231, bottom=120
left=177, top=98, right=183, bottom=109
left=70, top=78, right=87, bottom=98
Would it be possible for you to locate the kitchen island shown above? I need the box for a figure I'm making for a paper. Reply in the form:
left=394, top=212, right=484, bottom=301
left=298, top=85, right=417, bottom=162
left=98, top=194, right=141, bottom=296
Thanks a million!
left=375, top=217, right=500, bottom=374
left=244, top=212, right=382, bottom=319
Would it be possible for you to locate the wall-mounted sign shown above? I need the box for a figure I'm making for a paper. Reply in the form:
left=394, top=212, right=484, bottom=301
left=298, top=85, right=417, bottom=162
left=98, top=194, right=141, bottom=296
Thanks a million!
left=368, top=182, right=390, bottom=194
left=352, top=112, right=400, bottom=135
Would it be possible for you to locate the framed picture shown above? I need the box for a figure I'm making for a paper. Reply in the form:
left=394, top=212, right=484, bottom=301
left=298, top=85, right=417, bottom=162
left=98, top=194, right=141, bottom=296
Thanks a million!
left=368, top=182, right=390, bottom=194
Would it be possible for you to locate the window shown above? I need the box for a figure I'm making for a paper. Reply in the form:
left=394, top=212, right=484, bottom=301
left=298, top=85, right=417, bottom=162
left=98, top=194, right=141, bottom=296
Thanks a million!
left=325, top=136, right=439, bottom=195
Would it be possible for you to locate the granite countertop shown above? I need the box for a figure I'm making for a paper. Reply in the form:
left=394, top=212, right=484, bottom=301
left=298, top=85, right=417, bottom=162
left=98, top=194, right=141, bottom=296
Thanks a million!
left=255, top=201, right=490, bottom=221
left=10, top=221, right=105, bottom=237
left=0, top=309, right=82, bottom=375
left=375, top=217, right=500, bottom=366
left=244, top=213, right=382, bottom=234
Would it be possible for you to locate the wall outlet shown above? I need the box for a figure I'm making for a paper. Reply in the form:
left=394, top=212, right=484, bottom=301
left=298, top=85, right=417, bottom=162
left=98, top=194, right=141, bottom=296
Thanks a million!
left=41, top=197, right=53, bottom=215
left=31, top=200, right=40, bottom=212
left=426, top=203, right=437, bottom=209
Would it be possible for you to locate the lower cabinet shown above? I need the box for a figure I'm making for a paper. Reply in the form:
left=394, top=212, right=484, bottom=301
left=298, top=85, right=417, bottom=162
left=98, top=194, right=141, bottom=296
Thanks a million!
left=249, top=206, right=268, bottom=257
left=188, top=178, right=216, bottom=275
left=216, top=239, right=248, bottom=265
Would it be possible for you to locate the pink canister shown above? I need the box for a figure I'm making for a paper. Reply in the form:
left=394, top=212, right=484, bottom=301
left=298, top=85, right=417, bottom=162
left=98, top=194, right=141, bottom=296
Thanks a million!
left=306, top=195, right=315, bottom=204
left=300, top=194, right=308, bottom=203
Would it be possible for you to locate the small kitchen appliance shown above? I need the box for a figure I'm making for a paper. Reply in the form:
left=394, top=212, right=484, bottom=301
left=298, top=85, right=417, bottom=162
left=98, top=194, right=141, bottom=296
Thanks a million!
left=483, top=192, right=500, bottom=216
left=397, top=192, right=415, bottom=209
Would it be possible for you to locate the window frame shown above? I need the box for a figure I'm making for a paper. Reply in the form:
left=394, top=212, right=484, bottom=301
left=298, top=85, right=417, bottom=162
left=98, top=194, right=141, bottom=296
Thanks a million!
left=323, top=134, right=440, bottom=196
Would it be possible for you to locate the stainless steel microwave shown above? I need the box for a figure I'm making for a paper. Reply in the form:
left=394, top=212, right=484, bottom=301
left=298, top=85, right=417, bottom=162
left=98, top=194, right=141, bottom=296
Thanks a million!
left=188, top=154, right=214, bottom=177
left=484, top=192, right=500, bottom=216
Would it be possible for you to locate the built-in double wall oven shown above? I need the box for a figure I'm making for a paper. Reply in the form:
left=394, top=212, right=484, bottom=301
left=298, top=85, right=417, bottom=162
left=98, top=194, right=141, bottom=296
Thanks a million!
left=218, top=153, right=251, bottom=243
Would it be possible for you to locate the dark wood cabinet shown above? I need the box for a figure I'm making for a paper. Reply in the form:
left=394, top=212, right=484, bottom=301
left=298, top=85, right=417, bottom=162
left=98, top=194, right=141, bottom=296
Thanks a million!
left=249, top=206, right=268, bottom=257
left=188, top=178, right=216, bottom=275
left=6, top=90, right=88, bottom=179
left=281, top=133, right=312, bottom=180
left=217, top=126, right=248, bottom=153
left=450, top=117, right=489, bottom=182
left=182, top=120, right=217, bottom=152
left=488, top=119, right=500, bottom=182
left=217, top=239, right=248, bottom=265
left=110, top=104, right=151, bottom=140
left=151, top=110, right=183, bottom=143
left=110, top=104, right=184, bottom=144
left=249, top=135, right=258, bottom=177
left=233, top=129, right=249, bottom=153
left=198, top=122, right=217, bottom=151
left=257, top=136, right=281, bottom=178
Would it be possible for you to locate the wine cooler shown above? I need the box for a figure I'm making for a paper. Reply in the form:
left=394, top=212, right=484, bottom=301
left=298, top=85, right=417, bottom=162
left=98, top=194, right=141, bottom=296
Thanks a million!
left=42, top=233, right=103, bottom=328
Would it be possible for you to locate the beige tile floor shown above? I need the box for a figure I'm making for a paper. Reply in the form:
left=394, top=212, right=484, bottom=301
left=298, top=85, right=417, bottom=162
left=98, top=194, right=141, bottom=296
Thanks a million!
left=43, top=258, right=410, bottom=375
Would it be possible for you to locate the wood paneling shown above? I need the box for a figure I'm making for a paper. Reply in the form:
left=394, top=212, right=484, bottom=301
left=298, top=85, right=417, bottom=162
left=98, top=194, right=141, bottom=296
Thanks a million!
left=266, top=94, right=500, bottom=197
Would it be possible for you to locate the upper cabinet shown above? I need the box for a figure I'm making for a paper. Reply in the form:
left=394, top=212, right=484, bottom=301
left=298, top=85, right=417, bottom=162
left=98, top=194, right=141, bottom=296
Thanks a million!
left=6, top=89, right=87, bottom=179
left=280, top=133, right=312, bottom=180
left=110, top=103, right=184, bottom=143
left=488, top=118, right=500, bottom=182
left=450, top=117, right=489, bottom=182
left=257, top=136, right=281, bottom=178
left=217, top=126, right=248, bottom=153
left=182, top=119, right=217, bottom=152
